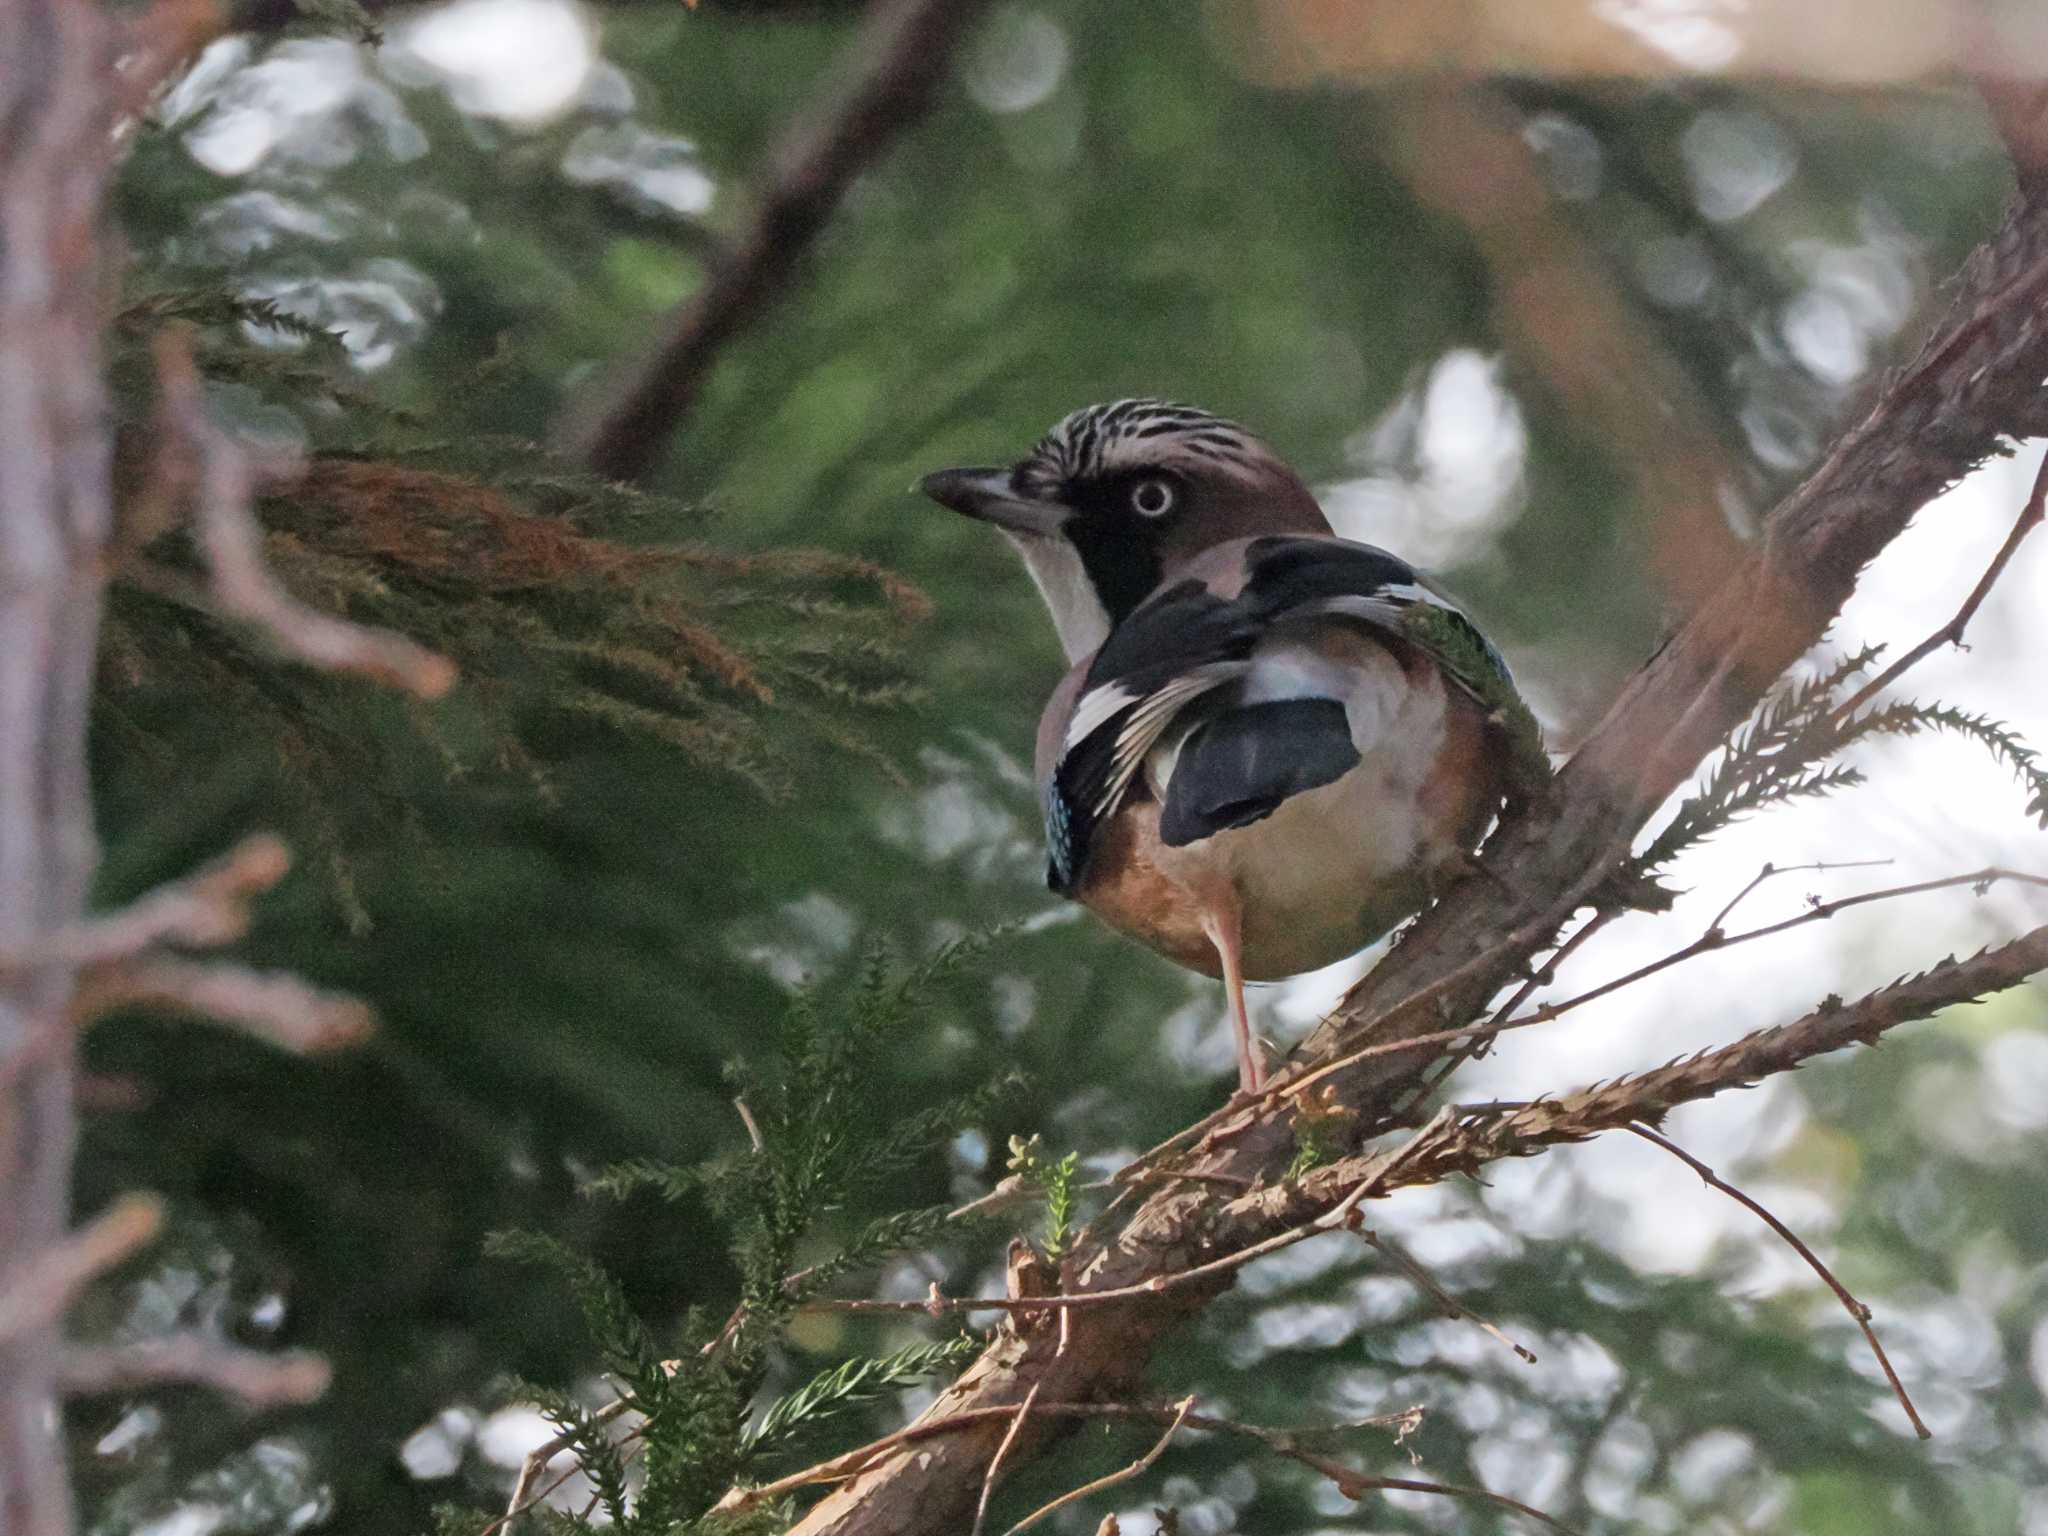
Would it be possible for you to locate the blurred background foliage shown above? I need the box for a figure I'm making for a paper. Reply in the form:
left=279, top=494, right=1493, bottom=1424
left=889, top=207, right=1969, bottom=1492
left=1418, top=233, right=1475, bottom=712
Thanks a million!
left=70, top=1, right=2048, bottom=1532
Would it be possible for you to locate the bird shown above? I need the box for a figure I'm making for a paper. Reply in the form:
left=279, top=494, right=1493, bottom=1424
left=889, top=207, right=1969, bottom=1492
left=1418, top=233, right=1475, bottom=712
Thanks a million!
left=920, top=399, right=1524, bottom=1098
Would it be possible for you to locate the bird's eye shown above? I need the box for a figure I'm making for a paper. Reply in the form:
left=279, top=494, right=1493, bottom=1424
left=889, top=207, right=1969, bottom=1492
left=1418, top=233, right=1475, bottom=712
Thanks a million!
left=1129, top=477, right=1175, bottom=518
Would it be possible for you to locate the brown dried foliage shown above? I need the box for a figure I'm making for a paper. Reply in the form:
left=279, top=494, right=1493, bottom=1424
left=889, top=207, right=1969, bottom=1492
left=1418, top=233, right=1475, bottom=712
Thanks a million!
left=98, top=449, right=930, bottom=920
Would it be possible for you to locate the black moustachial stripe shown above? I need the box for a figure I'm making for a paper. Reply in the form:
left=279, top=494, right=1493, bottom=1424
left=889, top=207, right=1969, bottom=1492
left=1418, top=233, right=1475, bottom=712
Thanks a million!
left=1064, top=511, right=1162, bottom=632
left=1044, top=535, right=1505, bottom=892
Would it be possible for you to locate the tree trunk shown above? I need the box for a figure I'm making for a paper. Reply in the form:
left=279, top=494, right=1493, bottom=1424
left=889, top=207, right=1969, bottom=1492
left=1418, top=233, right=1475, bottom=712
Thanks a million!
left=0, top=2, right=116, bottom=1531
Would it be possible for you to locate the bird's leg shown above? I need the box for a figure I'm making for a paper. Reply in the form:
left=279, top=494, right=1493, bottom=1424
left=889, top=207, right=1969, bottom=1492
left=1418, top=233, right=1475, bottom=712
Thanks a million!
left=1198, top=890, right=1263, bottom=1096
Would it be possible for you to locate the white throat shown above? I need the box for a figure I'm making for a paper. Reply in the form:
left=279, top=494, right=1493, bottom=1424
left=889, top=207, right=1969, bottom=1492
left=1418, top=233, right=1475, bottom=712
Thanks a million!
left=1002, top=529, right=1110, bottom=663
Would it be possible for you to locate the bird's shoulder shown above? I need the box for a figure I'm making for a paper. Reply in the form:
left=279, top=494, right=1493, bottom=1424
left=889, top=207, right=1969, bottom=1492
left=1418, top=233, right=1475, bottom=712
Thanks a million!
left=1077, top=533, right=1505, bottom=699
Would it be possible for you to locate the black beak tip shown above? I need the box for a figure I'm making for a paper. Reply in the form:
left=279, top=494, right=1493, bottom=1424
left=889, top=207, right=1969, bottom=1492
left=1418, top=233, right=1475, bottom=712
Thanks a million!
left=916, top=466, right=993, bottom=516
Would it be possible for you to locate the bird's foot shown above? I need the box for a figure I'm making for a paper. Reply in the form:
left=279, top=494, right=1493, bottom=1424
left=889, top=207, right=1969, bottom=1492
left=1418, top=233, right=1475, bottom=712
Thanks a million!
left=1226, top=1040, right=1274, bottom=1111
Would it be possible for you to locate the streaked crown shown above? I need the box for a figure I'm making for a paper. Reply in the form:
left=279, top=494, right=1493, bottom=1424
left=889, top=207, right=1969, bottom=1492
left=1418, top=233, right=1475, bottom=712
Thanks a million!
left=921, top=398, right=1330, bottom=663
left=1012, top=399, right=1274, bottom=498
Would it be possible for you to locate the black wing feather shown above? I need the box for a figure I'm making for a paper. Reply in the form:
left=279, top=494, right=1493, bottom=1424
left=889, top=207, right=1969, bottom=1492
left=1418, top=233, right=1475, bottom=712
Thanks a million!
left=1046, top=537, right=1506, bottom=891
left=1157, top=698, right=1359, bottom=846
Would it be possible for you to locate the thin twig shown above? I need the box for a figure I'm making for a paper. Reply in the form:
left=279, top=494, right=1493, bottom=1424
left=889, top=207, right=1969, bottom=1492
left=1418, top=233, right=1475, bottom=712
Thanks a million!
left=73, top=955, right=376, bottom=1053
left=727, top=1399, right=1580, bottom=1534
left=1495, top=867, right=2048, bottom=1036
left=487, top=1396, right=637, bottom=1536
left=1705, top=859, right=1895, bottom=937
left=1280, top=909, right=1579, bottom=1108
left=59, top=1335, right=329, bottom=1407
left=733, top=1095, right=766, bottom=1153
left=0, top=1195, right=164, bottom=1348
left=1482, top=908, right=1617, bottom=1046
left=1393, top=907, right=1623, bottom=1125
left=1828, top=438, right=2048, bottom=725
left=150, top=330, right=457, bottom=699
left=1212, top=865, right=2041, bottom=1100
left=805, top=1112, right=1451, bottom=1322
left=690, top=1171, right=1257, bottom=1369
left=1286, top=918, right=2048, bottom=1210
left=558, top=0, right=994, bottom=479
left=0, top=834, right=289, bottom=978
left=1352, top=1227, right=1536, bottom=1364
left=971, top=1383, right=1040, bottom=1536
left=1004, top=1396, right=1194, bottom=1536
left=1625, top=1123, right=1930, bottom=1439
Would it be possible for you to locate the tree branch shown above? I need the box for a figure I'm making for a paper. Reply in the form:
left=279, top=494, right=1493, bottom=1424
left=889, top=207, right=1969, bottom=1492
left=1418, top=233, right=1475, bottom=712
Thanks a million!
left=736, top=1398, right=1577, bottom=1534
left=0, top=1196, right=165, bottom=1351
left=72, top=955, right=377, bottom=1054
left=1285, top=922, right=2048, bottom=1209
left=785, top=122, right=2048, bottom=1535
left=1829, top=441, right=2048, bottom=723
left=555, top=0, right=992, bottom=480
left=0, top=834, right=289, bottom=978
left=0, top=0, right=128, bottom=1525
left=147, top=331, right=458, bottom=699
left=1002, top=1395, right=1192, bottom=1536
left=1623, top=1122, right=1929, bottom=1439
left=58, top=1335, right=330, bottom=1408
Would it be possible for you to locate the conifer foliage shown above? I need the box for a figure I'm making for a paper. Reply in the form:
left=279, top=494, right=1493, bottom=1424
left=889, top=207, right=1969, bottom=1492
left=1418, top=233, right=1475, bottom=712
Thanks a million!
left=452, top=946, right=1011, bottom=1534
left=99, top=293, right=929, bottom=923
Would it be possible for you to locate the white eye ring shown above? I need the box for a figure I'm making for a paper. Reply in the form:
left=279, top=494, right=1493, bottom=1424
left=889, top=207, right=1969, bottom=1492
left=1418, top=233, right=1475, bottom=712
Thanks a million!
left=1130, top=477, right=1175, bottom=518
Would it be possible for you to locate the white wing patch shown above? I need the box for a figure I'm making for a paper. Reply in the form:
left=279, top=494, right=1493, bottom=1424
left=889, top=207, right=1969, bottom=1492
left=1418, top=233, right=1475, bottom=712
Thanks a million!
left=1073, top=660, right=1248, bottom=815
left=1063, top=682, right=1140, bottom=753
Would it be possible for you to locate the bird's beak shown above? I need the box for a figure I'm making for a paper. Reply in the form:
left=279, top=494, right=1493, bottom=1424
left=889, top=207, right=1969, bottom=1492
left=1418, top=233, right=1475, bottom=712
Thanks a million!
left=917, top=466, right=1069, bottom=538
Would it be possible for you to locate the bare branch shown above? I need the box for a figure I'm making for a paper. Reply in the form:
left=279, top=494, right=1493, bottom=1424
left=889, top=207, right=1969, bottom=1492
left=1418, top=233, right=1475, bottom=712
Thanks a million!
left=73, top=955, right=377, bottom=1054
left=1829, top=445, right=2048, bottom=723
left=1624, top=1123, right=1929, bottom=1439
left=149, top=330, right=458, bottom=699
left=0, top=833, right=289, bottom=977
left=803, top=1110, right=1452, bottom=1321
left=1981, top=82, right=2048, bottom=186
left=1705, top=858, right=1895, bottom=935
left=733, top=1095, right=766, bottom=1153
left=0, top=0, right=127, bottom=1519
left=1352, top=1227, right=1536, bottom=1365
left=1286, top=921, right=2048, bottom=1208
left=734, top=1399, right=1579, bottom=1535
left=1004, top=1396, right=1193, bottom=1536
left=1494, top=867, right=2048, bottom=1038
left=0, top=1196, right=164, bottom=1349
left=556, top=0, right=993, bottom=480
left=970, top=1382, right=1039, bottom=1536
left=488, top=1396, right=636, bottom=1536
left=1210, top=865, right=2048, bottom=1117
left=59, top=1335, right=329, bottom=1408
